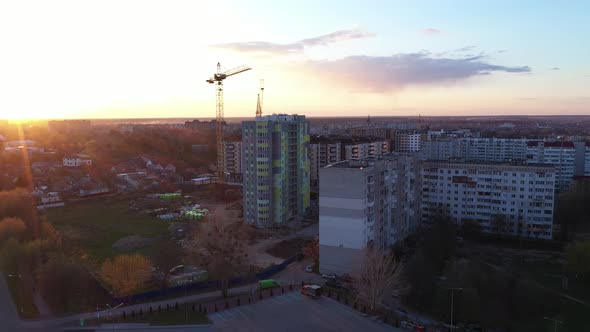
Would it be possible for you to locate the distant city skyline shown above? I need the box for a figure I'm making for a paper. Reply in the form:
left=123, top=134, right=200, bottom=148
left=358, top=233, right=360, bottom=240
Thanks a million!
left=0, top=0, right=588, bottom=120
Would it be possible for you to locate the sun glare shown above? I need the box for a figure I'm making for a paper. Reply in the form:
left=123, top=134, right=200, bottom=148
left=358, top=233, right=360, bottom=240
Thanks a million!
left=0, top=111, right=47, bottom=121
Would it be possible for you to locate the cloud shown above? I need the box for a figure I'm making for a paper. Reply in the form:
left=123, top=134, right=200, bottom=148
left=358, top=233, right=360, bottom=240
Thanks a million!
left=551, top=67, right=560, bottom=70
left=435, top=46, right=478, bottom=57
left=212, top=28, right=374, bottom=55
left=422, top=28, right=441, bottom=35
left=298, top=52, right=530, bottom=92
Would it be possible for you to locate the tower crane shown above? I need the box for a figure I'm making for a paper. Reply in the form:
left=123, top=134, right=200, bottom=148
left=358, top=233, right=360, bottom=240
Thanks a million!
left=206, top=62, right=251, bottom=182
left=255, top=79, right=265, bottom=117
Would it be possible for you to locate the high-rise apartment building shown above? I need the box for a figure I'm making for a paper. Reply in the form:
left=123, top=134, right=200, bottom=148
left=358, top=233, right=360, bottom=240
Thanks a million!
left=394, top=131, right=421, bottom=152
left=343, top=140, right=390, bottom=160
left=309, top=140, right=341, bottom=187
left=223, top=140, right=242, bottom=183
left=458, top=137, right=529, bottom=162
left=421, top=161, right=555, bottom=239
left=242, top=114, right=310, bottom=227
left=526, top=141, right=577, bottom=192
left=421, top=139, right=461, bottom=160
left=319, top=153, right=422, bottom=275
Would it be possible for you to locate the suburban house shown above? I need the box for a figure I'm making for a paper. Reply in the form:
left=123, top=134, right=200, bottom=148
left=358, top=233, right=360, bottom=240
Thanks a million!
left=63, top=154, right=93, bottom=167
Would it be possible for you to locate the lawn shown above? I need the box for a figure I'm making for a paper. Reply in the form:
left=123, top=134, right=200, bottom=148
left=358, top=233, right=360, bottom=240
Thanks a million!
left=46, top=196, right=169, bottom=263
left=519, top=258, right=590, bottom=304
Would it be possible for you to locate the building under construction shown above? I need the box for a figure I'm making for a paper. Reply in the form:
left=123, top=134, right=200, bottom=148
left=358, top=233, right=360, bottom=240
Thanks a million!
left=242, top=114, right=310, bottom=228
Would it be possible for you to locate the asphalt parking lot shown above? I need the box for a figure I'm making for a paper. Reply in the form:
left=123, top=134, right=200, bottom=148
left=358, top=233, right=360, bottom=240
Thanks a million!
left=209, top=291, right=399, bottom=332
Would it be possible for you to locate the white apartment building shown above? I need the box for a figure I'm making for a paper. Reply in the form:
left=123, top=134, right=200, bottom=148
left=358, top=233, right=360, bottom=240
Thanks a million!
left=309, top=141, right=341, bottom=184
left=343, top=140, right=389, bottom=160
left=421, top=161, right=555, bottom=239
left=394, top=132, right=421, bottom=152
left=63, top=154, right=92, bottom=167
left=319, top=153, right=421, bottom=275
left=459, top=137, right=529, bottom=162
left=526, top=141, right=577, bottom=192
left=223, top=140, right=242, bottom=182
left=421, top=139, right=461, bottom=160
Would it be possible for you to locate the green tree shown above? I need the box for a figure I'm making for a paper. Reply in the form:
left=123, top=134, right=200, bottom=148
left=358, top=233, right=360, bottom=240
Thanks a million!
left=556, top=182, right=590, bottom=239
left=0, top=217, right=26, bottom=244
left=0, top=238, right=25, bottom=273
left=565, top=241, right=590, bottom=282
left=38, top=256, right=94, bottom=313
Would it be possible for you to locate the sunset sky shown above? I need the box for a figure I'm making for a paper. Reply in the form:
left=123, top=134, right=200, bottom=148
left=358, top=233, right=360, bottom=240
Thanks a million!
left=0, top=0, right=588, bottom=120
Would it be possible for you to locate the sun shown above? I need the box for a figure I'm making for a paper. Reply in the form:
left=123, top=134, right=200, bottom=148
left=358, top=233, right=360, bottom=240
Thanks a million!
left=0, top=110, right=47, bottom=121
left=1, top=109, right=57, bottom=121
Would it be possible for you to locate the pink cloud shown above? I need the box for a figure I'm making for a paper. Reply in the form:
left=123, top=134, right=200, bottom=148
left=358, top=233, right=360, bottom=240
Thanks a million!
left=422, top=28, right=441, bottom=35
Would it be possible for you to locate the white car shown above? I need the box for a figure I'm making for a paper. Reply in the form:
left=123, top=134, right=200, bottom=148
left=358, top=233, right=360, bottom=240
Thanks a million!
left=305, top=265, right=313, bottom=273
left=322, top=273, right=337, bottom=280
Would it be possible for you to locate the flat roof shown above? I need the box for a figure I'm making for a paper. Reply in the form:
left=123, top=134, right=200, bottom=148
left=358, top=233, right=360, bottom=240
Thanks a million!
left=424, top=159, right=554, bottom=168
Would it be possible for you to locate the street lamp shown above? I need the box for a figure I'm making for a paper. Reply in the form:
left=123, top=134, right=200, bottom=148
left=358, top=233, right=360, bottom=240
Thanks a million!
left=446, top=287, right=463, bottom=331
left=8, top=274, right=23, bottom=314
left=185, top=276, right=194, bottom=324
left=544, top=317, right=563, bottom=332
left=105, top=303, right=124, bottom=332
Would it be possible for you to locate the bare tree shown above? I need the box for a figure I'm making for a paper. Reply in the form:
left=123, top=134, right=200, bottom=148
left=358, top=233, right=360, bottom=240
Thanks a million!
left=355, top=247, right=404, bottom=311
left=491, top=214, right=509, bottom=236
left=188, top=208, right=249, bottom=297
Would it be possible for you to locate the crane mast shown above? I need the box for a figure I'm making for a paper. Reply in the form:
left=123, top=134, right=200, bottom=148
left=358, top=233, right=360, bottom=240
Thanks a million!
left=206, top=62, right=251, bottom=183
left=256, top=79, right=265, bottom=117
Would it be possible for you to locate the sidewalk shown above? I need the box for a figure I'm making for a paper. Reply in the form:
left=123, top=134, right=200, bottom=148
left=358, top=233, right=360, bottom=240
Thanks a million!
left=0, top=273, right=20, bottom=332
left=19, top=283, right=256, bottom=330
left=23, top=274, right=52, bottom=318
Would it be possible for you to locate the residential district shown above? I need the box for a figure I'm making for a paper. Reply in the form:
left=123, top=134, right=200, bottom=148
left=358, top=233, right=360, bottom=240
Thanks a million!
left=1, top=116, right=590, bottom=331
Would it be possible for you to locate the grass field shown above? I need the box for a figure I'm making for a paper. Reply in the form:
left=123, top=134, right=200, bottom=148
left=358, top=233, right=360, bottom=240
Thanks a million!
left=46, top=196, right=169, bottom=263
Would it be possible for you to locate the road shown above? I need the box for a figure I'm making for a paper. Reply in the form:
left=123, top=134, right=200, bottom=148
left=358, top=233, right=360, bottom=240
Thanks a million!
left=209, top=291, right=398, bottom=331
left=249, top=223, right=318, bottom=266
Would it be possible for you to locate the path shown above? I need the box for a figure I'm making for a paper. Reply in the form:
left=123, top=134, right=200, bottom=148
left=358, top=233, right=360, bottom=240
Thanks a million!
left=0, top=273, right=20, bottom=332
left=249, top=223, right=318, bottom=266
left=18, top=283, right=256, bottom=330
left=22, top=274, right=52, bottom=318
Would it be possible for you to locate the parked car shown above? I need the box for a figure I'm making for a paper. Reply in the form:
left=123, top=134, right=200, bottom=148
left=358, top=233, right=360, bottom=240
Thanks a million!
left=321, top=273, right=337, bottom=279
left=305, top=265, right=313, bottom=272
left=325, top=280, right=350, bottom=291
left=258, top=279, right=280, bottom=289
left=340, top=273, right=353, bottom=282
left=400, top=321, right=425, bottom=332
left=300, top=284, right=322, bottom=299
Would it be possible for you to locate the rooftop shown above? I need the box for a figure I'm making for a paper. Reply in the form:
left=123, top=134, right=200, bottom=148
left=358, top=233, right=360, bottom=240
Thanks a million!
left=254, top=113, right=306, bottom=122
left=425, top=159, right=555, bottom=169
